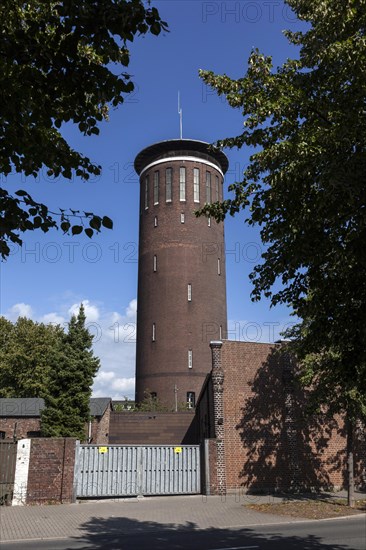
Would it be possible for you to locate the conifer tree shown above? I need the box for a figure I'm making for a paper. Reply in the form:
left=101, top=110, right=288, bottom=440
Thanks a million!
left=41, top=304, right=100, bottom=439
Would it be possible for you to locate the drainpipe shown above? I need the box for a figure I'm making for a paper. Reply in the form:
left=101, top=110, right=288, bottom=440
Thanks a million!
left=88, top=420, right=92, bottom=443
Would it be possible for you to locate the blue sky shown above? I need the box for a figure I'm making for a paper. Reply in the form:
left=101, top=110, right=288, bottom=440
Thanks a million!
left=1, top=1, right=302, bottom=399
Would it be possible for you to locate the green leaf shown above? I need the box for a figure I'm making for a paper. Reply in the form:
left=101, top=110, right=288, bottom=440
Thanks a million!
left=0, top=0, right=167, bottom=258
left=102, top=216, right=113, bottom=229
left=61, top=221, right=71, bottom=233
left=71, top=225, right=83, bottom=235
left=89, top=216, right=101, bottom=231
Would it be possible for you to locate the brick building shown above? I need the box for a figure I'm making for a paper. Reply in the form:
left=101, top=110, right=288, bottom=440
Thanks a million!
left=195, top=340, right=366, bottom=494
left=134, top=139, right=228, bottom=409
left=131, top=137, right=365, bottom=494
left=0, top=397, right=112, bottom=444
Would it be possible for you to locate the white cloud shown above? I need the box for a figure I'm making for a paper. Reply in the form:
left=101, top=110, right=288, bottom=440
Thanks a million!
left=126, top=299, right=137, bottom=319
left=95, top=370, right=116, bottom=384
left=5, top=297, right=137, bottom=399
left=68, top=300, right=100, bottom=322
left=111, top=377, right=135, bottom=393
left=40, top=312, right=66, bottom=325
left=7, top=303, right=33, bottom=320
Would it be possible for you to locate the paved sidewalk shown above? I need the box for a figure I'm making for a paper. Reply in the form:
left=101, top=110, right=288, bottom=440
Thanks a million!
left=0, top=491, right=362, bottom=544
left=0, top=493, right=302, bottom=543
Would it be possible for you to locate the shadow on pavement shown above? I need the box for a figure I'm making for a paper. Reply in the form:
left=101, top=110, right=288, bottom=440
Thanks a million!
left=65, top=514, right=363, bottom=549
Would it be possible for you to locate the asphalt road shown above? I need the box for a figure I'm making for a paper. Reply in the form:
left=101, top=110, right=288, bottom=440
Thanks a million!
left=1, top=515, right=365, bottom=550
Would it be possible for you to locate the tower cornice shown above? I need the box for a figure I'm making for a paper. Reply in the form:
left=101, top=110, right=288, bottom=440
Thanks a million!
left=134, top=139, right=229, bottom=176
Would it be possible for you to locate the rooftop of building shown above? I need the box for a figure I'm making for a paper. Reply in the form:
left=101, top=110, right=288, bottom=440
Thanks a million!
left=0, top=397, right=112, bottom=417
left=134, top=138, right=229, bottom=175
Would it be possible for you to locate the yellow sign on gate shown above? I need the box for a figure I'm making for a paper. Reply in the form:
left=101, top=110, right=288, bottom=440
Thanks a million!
left=98, top=447, right=108, bottom=454
left=174, top=447, right=182, bottom=454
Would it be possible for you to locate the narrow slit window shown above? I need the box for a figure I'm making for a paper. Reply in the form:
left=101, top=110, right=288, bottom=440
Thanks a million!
left=181, top=213, right=185, bottom=224
left=188, top=349, right=193, bottom=369
left=145, top=175, right=149, bottom=209
left=188, top=283, right=192, bottom=301
left=153, top=255, right=157, bottom=272
left=187, top=391, right=196, bottom=409
left=193, top=168, right=200, bottom=202
left=215, top=175, right=219, bottom=201
left=152, top=323, right=156, bottom=341
left=219, top=325, right=222, bottom=339
left=154, top=216, right=158, bottom=227
left=153, top=171, right=159, bottom=204
left=180, top=167, right=186, bottom=201
left=166, top=168, right=172, bottom=202
left=208, top=216, right=211, bottom=227
left=218, top=258, right=221, bottom=275
left=206, top=171, right=211, bottom=204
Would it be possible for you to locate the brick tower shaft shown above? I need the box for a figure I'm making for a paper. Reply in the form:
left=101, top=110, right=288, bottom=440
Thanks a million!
left=134, top=140, right=228, bottom=409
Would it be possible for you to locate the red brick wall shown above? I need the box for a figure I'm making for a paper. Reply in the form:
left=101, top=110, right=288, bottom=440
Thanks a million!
left=205, top=438, right=219, bottom=495
left=197, top=340, right=366, bottom=493
left=26, top=438, right=76, bottom=504
left=0, top=418, right=41, bottom=439
left=89, top=406, right=111, bottom=444
left=0, top=414, right=110, bottom=444
left=109, top=411, right=198, bottom=445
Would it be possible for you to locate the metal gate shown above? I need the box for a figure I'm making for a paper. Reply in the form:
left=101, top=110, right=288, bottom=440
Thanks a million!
left=75, top=444, right=201, bottom=498
left=0, top=441, right=17, bottom=505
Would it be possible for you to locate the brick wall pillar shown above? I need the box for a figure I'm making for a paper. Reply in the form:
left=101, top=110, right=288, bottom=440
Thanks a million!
left=210, top=341, right=226, bottom=495
left=26, top=438, right=77, bottom=504
left=282, top=352, right=301, bottom=490
left=355, top=419, right=366, bottom=489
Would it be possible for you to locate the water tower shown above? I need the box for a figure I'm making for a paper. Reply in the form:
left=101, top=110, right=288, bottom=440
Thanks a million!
left=134, top=139, right=228, bottom=409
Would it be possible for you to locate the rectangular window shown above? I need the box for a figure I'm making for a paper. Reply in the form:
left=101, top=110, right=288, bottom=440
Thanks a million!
left=206, top=171, right=211, bottom=204
left=219, top=325, right=222, bottom=339
left=154, top=216, right=158, bottom=227
left=215, top=175, right=219, bottom=201
left=180, top=167, right=186, bottom=201
left=193, top=168, right=200, bottom=202
left=181, top=213, right=185, bottom=224
left=166, top=168, right=172, bottom=202
left=152, top=323, right=156, bottom=341
left=27, top=431, right=41, bottom=438
left=153, top=255, right=157, bottom=272
left=188, top=349, right=193, bottom=369
left=208, top=216, right=211, bottom=227
left=188, top=283, right=192, bottom=301
left=218, top=258, right=221, bottom=275
left=153, top=171, right=159, bottom=204
left=187, top=391, right=196, bottom=409
left=145, top=175, right=149, bottom=209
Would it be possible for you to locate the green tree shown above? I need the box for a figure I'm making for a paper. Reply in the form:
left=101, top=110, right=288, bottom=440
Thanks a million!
left=0, top=316, right=64, bottom=397
left=199, top=0, right=366, bottom=505
left=0, top=0, right=168, bottom=258
left=137, top=390, right=170, bottom=412
left=41, top=304, right=100, bottom=439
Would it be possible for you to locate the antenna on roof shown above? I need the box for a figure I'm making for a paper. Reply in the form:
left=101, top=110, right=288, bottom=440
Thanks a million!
left=178, top=91, right=183, bottom=139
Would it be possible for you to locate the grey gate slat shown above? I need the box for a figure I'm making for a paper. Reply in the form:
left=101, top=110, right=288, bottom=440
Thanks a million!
left=76, top=444, right=200, bottom=498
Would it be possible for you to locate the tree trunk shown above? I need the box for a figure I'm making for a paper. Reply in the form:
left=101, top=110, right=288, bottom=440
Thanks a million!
left=346, top=417, right=355, bottom=508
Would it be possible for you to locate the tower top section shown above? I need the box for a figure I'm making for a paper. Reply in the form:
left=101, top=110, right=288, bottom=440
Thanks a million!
left=134, top=139, right=229, bottom=176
